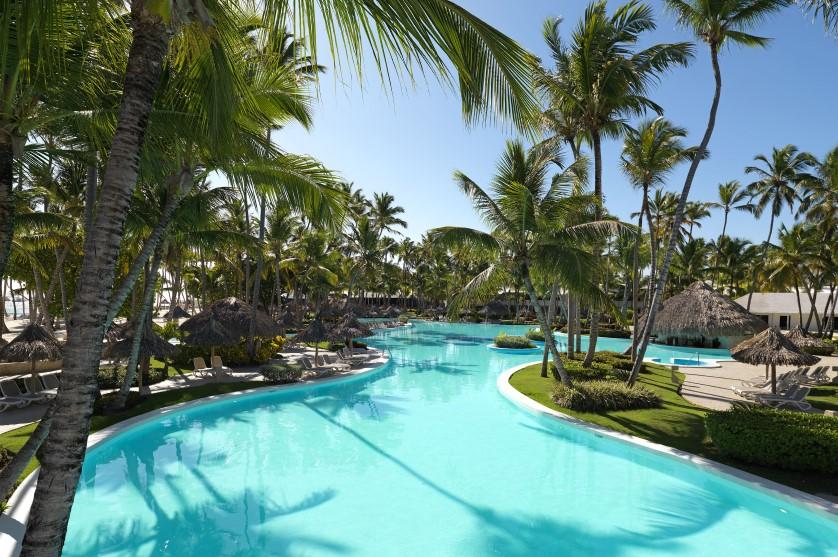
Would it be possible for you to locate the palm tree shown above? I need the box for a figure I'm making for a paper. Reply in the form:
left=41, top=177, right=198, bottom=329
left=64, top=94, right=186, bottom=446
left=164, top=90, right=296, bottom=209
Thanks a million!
left=743, top=144, right=814, bottom=309
left=798, top=0, right=838, bottom=33
left=369, top=192, right=407, bottom=237
left=628, top=0, right=788, bottom=386
left=431, top=140, right=615, bottom=385
left=708, top=180, right=749, bottom=285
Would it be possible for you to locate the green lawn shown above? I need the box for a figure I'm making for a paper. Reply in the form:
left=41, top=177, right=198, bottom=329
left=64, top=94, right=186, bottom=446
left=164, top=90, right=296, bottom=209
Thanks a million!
left=509, top=363, right=838, bottom=496
left=808, top=384, right=838, bottom=412
left=0, top=381, right=271, bottom=483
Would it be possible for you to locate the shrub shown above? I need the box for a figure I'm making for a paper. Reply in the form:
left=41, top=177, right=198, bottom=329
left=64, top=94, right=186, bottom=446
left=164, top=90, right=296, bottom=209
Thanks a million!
left=0, top=447, right=13, bottom=469
left=96, top=363, right=167, bottom=390
left=552, top=381, right=661, bottom=412
left=800, top=344, right=834, bottom=356
left=494, top=333, right=535, bottom=349
left=260, top=364, right=303, bottom=384
left=591, top=351, right=633, bottom=371
left=705, top=405, right=838, bottom=474
left=398, top=314, right=410, bottom=323
left=174, top=336, right=287, bottom=367
left=525, top=328, right=546, bottom=341
left=157, top=321, right=182, bottom=342
left=558, top=356, right=611, bottom=381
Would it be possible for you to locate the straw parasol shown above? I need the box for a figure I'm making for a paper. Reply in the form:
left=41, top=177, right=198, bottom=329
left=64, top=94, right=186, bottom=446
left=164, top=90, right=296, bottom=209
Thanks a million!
left=181, top=315, right=239, bottom=364
left=276, top=307, right=301, bottom=330
left=730, top=326, right=819, bottom=394
left=332, top=313, right=372, bottom=355
left=639, top=281, right=767, bottom=343
left=180, top=297, right=281, bottom=339
left=103, top=320, right=177, bottom=361
left=0, top=323, right=63, bottom=380
left=163, top=305, right=191, bottom=320
left=479, top=300, right=508, bottom=319
left=291, top=317, right=337, bottom=360
left=383, top=306, right=402, bottom=318
left=784, top=326, right=833, bottom=355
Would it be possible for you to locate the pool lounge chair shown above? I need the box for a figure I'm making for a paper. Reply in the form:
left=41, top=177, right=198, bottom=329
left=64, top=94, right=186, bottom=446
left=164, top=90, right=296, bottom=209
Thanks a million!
left=754, top=385, right=812, bottom=412
left=340, top=348, right=369, bottom=363
left=300, top=357, right=334, bottom=377
left=41, top=372, right=60, bottom=391
left=0, top=378, right=48, bottom=404
left=23, top=375, right=57, bottom=399
left=210, top=355, right=232, bottom=377
left=739, top=368, right=804, bottom=389
left=0, top=389, right=31, bottom=412
left=320, top=354, right=350, bottom=372
left=193, top=357, right=213, bottom=377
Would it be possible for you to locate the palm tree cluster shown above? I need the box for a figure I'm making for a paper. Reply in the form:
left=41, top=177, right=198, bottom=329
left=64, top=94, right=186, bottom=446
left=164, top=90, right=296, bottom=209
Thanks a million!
left=0, top=0, right=834, bottom=553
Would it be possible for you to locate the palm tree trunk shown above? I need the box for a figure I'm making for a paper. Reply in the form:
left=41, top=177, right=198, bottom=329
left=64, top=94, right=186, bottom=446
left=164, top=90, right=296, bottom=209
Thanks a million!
left=794, top=280, right=804, bottom=327
left=631, top=203, right=644, bottom=362
left=585, top=130, right=605, bottom=361
left=21, top=11, right=172, bottom=554
left=713, top=209, right=729, bottom=287
left=84, top=153, right=97, bottom=237
left=522, top=268, right=571, bottom=386
left=248, top=193, right=267, bottom=360
left=574, top=301, right=582, bottom=353
left=628, top=43, right=723, bottom=387
left=0, top=136, right=14, bottom=285
left=565, top=294, right=574, bottom=357
left=746, top=211, right=775, bottom=311
left=105, top=172, right=191, bottom=328
left=116, top=243, right=164, bottom=409
left=540, top=279, right=560, bottom=378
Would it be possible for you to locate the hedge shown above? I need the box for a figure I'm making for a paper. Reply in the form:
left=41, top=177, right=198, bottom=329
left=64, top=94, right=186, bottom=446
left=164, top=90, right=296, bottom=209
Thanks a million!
left=525, top=328, right=546, bottom=341
left=494, top=333, right=535, bottom=349
left=552, top=381, right=660, bottom=412
left=705, top=406, right=838, bottom=474
left=260, top=364, right=303, bottom=384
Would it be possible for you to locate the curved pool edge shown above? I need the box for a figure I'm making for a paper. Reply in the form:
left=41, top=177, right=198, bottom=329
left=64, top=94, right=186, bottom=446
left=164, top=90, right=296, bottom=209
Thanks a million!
left=0, top=350, right=391, bottom=557
left=497, top=361, right=838, bottom=522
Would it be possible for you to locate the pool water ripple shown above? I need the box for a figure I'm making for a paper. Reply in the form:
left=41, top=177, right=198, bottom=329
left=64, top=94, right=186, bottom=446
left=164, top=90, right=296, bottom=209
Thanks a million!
left=63, top=322, right=838, bottom=556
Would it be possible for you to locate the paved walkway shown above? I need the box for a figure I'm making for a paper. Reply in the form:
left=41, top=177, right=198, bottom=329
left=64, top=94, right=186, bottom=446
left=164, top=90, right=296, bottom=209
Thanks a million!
left=679, top=355, right=838, bottom=410
left=0, top=347, right=386, bottom=435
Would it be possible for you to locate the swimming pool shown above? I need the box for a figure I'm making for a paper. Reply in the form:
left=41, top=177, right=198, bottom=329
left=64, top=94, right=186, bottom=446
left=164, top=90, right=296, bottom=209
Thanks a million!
left=62, top=322, right=837, bottom=556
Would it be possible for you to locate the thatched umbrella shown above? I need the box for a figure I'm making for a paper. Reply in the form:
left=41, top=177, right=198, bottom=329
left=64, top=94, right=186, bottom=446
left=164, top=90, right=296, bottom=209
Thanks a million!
left=276, top=307, right=301, bottom=332
left=0, top=323, right=63, bottom=380
left=383, top=306, right=401, bottom=318
left=182, top=316, right=238, bottom=362
left=639, top=281, right=767, bottom=345
left=479, top=300, right=508, bottom=320
left=180, top=297, right=281, bottom=339
left=163, top=305, right=191, bottom=320
left=784, top=326, right=833, bottom=355
left=730, top=326, right=819, bottom=394
left=332, top=314, right=372, bottom=356
left=103, top=320, right=177, bottom=392
left=291, top=317, right=336, bottom=360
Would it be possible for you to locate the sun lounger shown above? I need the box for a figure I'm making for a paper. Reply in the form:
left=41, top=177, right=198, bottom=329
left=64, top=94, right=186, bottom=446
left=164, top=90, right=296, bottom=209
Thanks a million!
left=340, top=348, right=368, bottom=362
left=755, top=385, right=812, bottom=412
left=300, top=357, right=334, bottom=378
left=320, top=354, right=350, bottom=371
left=23, top=375, right=57, bottom=399
left=0, top=378, right=47, bottom=404
left=41, top=372, right=60, bottom=391
left=210, top=356, right=232, bottom=377
left=193, top=357, right=213, bottom=377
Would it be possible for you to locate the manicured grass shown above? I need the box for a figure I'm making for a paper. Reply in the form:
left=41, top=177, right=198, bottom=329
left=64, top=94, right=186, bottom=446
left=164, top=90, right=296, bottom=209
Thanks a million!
left=0, top=382, right=270, bottom=484
left=509, top=363, right=838, bottom=496
left=808, top=384, right=838, bottom=412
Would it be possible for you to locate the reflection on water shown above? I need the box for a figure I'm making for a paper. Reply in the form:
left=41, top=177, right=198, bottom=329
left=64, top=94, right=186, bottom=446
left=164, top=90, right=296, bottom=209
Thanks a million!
left=63, top=322, right=838, bottom=557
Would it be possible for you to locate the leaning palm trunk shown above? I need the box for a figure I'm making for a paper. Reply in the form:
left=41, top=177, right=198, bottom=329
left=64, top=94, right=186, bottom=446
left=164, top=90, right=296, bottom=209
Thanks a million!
left=248, top=193, right=267, bottom=360
left=21, top=12, right=172, bottom=555
left=522, top=268, right=571, bottom=386
left=105, top=171, right=191, bottom=328
left=115, top=244, right=165, bottom=410
left=0, top=404, right=55, bottom=503
left=582, top=312, right=599, bottom=367
left=628, top=44, right=723, bottom=387
left=0, top=136, right=15, bottom=283
left=540, top=279, right=560, bottom=378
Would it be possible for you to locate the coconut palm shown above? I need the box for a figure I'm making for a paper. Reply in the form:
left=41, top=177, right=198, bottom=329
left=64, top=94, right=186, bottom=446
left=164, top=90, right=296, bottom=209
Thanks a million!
left=369, top=192, right=408, bottom=237
left=430, top=140, right=618, bottom=385
left=743, top=144, right=815, bottom=309
left=798, top=0, right=838, bottom=32
left=708, top=180, right=750, bottom=285
left=629, top=0, right=788, bottom=385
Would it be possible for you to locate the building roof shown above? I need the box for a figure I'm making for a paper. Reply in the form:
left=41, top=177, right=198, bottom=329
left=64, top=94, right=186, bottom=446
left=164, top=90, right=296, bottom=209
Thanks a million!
left=734, top=292, right=836, bottom=316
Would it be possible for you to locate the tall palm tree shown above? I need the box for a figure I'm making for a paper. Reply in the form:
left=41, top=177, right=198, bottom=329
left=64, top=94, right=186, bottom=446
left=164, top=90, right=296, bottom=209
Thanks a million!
left=538, top=3, right=691, bottom=364
left=798, top=0, right=838, bottom=33
left=628, top=0, right=788, bottom=386
left=430, top=140, right=615, bottom=385
left=369, top=192, right=407, bottom=237
left=743, top=144, right=814, bottom=309
left=708, top=180, right=749, bottom=285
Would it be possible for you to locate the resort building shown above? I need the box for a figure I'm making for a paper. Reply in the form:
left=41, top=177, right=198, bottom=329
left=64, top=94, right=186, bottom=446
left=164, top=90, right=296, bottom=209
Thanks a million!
left=734, top=292, right=838, bottom=331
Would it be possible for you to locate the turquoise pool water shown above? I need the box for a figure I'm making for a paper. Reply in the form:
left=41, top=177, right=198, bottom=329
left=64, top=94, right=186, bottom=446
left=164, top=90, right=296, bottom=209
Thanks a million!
left=63, top=322, right=837, bottom=556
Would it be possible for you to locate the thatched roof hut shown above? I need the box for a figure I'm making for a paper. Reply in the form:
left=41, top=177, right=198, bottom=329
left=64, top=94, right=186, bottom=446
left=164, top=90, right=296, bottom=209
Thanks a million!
left=180, top=297, right=281, bottom=339
left=163, top=305, right=191, bottom=319
left=291, top=317, right=337, bottom=359
left=639, top=281, right=767, bottom=347
left=277, top=308, right=301, bottom=330
left=383, top=306, right=401, bottom=318
left=103, top=320, right=177, bottom=361
left=0, top=323, right=63, bottom=363
left=479, top=300, right=508, bottom=318
left=784, top=326, right=834, bottom=355
left=333, top=314, right=372, bottom=340
left=730, top=326, right=819, bottom=394
left=182, top=316, right=238, bottom=348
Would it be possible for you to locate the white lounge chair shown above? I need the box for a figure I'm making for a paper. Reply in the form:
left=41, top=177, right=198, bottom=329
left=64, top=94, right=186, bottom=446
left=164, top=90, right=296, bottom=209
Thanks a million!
left=320, top=354, right=350, bottom=372
left=23, top=375, right=57, bottom=399
left=193, top=357, right=213, bottom=377
left=0, top=378, right=47, bottom=404
left=300, top=357, right=333, bottom=378
left=755, top=385, right=812, bottom=412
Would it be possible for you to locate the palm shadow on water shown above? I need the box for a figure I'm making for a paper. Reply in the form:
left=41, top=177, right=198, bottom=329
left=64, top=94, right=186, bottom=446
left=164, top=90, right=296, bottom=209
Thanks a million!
left=297, top=402, right=834, bottom=557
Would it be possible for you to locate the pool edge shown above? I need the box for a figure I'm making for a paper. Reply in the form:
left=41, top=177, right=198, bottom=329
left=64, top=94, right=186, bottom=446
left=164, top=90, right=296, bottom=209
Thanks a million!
left=497, top=360, right=838, bottom=522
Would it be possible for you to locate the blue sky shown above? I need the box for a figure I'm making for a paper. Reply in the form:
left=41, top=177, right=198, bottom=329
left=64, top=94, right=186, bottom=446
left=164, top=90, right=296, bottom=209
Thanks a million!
left=275, top=1, right=838, bottom=243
